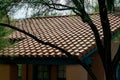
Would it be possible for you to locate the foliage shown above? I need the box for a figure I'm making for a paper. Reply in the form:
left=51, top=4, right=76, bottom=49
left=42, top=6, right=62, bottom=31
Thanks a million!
left=106, top=0, right=115, bottom=12
left=94, top=5, right=99, bottom=13
left=0, top=38, right=10, bottom=50
left=0, top=13, right=12, bottom=50
left=7, top=0, right=64, bottom=18
left=0, top=24, right=13, bottom=49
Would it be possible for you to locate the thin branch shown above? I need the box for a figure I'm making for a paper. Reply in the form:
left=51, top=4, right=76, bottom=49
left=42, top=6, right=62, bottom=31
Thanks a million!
left=78, top=61, right=97, bottom=80
left=48, top=3, right=76, bottom=9
left=41, top=2, right=77, bottom=10
left=5, top=1, right=76, bottom=10
left=44, top=3, right=71, bottom=10
left=46, top=6, right=71, bottom=10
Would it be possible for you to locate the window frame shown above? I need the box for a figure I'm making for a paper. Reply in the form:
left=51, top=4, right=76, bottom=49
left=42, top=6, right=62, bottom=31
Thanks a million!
left=33, top=65, right=51, bottom=80
left=57, top=65, right=66, bottom=80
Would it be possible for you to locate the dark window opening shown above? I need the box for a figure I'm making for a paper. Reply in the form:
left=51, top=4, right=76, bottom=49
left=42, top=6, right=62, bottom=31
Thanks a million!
left=33, top=65, right=66, bottom=80
left=58, top=65, right=66, bottom=80
left=33, top=65, right=50, bottom=80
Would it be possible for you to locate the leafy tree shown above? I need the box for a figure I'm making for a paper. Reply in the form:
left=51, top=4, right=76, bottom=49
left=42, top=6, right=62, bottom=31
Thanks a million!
left=0, top=15, right=11, bottom=50
left=0, top=0, right=67, bottom=49
left=0, top=0, right=19, bottom=49
left=7, top=0, right=64, bottom=18
left=0, top=0, right=119, bottom=80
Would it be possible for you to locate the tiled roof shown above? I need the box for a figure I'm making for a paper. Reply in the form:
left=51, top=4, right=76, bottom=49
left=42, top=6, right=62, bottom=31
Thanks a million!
left=0, top=14, right=120, bottom=58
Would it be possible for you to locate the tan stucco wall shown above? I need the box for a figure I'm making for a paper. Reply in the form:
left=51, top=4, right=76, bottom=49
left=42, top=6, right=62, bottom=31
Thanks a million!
left=66, top=65, right=87, bottom=80
left=89, top=52, right=105, bottom=80
left=0, top=64, right=10, bottom=80
left=88, top=35, right=120, bottom=80
left=0, top=64, right=17, bottom=80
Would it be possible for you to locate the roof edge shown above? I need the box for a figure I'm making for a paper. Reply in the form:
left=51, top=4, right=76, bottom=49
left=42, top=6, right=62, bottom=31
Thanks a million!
left=80, top=30, right=120, bottom=61
left=0, top=56, right=79, bottom=64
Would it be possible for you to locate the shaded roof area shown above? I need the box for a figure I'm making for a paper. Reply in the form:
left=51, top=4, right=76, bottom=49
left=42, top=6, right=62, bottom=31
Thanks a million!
left=0, top=14, right=120, bottom=63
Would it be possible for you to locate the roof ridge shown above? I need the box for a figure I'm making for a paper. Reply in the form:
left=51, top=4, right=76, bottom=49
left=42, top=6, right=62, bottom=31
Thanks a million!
left=17, top=13, right=100, bottom=21
left=20, top=15, right=77, bottom=21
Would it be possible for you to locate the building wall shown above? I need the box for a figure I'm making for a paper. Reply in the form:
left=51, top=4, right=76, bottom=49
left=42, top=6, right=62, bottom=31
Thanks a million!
left=22, top=61, right=104, bottom=80
left=22, top=64, right=57, bottom=80
left=66, top=65, right=88, bottom=80
left=24, top=64, right=88, bottom=80
left=0, top=64, right=18, bottom=80
left=1, top=36, right=119, bottom=80
left=88, top=34, right=120, bottom=80
left=88, top=52, right=105, bottom=80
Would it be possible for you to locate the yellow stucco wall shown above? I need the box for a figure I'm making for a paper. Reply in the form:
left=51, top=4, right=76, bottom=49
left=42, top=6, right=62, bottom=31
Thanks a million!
left=66, top=65, right=87, bottom=80
left=89, top=52, right=105, bottom=80
left=0, top=64, right=17, bottom=80
left=0, top=65, right=10, bottom=80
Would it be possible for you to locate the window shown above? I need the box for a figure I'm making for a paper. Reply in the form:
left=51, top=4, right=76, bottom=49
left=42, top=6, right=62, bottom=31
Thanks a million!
left=58, top=65, right=66, bottom=80
left=37, top=65, right=50, bottom=80
left=17, top=64, right=22, bottom=80
left=33, top=65, right=66, bottom=80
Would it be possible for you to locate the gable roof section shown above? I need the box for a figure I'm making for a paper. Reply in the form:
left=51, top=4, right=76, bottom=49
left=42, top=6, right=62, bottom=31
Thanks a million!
left=0, top=14, right=120, bottom=59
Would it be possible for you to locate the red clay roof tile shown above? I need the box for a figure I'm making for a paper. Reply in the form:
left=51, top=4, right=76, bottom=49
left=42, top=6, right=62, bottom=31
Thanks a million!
left=0, top=14, right=120, bottom=58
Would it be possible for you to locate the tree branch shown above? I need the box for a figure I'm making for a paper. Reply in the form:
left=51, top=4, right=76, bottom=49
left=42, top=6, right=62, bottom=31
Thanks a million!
left=8, top=1, right=77, bottom=11
left=78, top=61, right=97, bottom=80
left=41, top=1, right=77, bottom=11
left=98, top=0, right=112, bottom=79
left=46, top=5, right=72, bottom=10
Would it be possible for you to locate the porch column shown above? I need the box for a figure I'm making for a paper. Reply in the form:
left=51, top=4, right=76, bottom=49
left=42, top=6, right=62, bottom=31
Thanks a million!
left=51, top=65, right=57, bottom=80
left=66, top=65, right=87, bottom=80
left=22, top=64, right=33, bottom=80
left=0, top=64, right=18, bottom=80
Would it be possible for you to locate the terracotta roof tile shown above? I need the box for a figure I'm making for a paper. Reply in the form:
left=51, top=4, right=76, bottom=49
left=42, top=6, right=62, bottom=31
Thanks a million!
left=1, top=14, right=120, bottom=58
